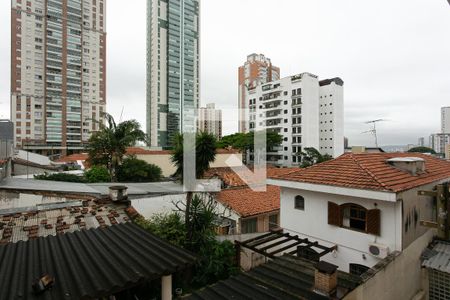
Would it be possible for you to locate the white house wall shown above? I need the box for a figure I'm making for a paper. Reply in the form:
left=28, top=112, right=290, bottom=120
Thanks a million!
left=280, top=187, right=401, bottom=272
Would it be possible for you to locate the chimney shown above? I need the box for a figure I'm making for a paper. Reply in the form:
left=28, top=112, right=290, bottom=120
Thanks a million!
left=387, top=157, right=426, bottom=176
left=109, top=185, right=129, bottom=201
left=351, top=146, right=366, bottom=154
left=313, top=261, right=338, bottom=296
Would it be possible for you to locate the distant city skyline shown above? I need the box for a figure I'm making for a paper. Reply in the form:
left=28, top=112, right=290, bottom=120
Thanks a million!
left=0, top=0, right=449, bottom=147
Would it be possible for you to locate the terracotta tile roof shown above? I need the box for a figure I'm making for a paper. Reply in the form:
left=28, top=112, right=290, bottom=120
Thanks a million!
left=127, top=147, right=241, bottom=155
left=270, top=153, right=450, bottom=193
left=205, top=166, right=297, bottom=188
left=0, top=196, right=131, bottom=244
left=55, top=153, right=89, bottom=163
left=216, top=185, right=280, bottom=217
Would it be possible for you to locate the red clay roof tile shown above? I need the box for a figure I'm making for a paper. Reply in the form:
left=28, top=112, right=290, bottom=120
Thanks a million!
left=216, top=185, right=280, bottom=217
left=270, top=153, right=450, bottom=193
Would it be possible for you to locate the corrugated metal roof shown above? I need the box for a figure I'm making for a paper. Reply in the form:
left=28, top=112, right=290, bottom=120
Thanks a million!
left=0, top=222, right=196, bottom=300
left=187, top=255, right=361, bottom=300
left=422, top=241, right=450, bottom=273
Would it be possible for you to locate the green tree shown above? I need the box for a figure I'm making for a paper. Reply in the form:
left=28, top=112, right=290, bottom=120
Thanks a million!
left=136, top=195, right=238, bottom=288
left=34, top=172, right=87, bottom=183
left=116, top=156, right=162, bottom=182
left=86, top=113, right=146, bottom=181
left=408, top=146, right=436, bottom=154
left=171, top=131, right=217, bottom=228
left=298, top=147, right=333, bottom=168
left=217, top=131, right=283, bottom=152
left=84, top=166, right=111, bottom=183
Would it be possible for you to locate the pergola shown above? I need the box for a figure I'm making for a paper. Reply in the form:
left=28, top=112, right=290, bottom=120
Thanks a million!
left=235, top=229, right=337, bottom=263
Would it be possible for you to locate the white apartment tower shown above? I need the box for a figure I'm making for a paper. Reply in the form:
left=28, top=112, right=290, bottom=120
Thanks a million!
left=248, top=73, right=344, bottom=167
left=238, top=54, right=280, bottom=133
left=441, top=107, right=450, bottom=133
left=197, top=103, right=222, bottom=139
left=147, top=0, right=200, bottom=149
left=11, top=0, right=106, bottom=155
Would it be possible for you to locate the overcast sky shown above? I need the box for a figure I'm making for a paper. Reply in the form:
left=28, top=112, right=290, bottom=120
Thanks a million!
left=1, top=0, right=449, bottom=146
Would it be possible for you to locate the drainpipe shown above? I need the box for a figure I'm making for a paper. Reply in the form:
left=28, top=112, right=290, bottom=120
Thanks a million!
left=161, top=275, right=172, bottom=300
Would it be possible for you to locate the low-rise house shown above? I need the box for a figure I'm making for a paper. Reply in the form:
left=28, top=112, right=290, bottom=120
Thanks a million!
left=204, top=166, right=296, bottom=235
left=57, top=147, right=244, bottom=177
left=0, top=186, right=195, bottom=299
left=212, top=185, right=280, bottom=234
left=269, top=152, right=450, bottom=274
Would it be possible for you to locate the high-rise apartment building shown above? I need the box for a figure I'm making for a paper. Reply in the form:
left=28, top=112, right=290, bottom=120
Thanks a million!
left=248, top=73, right=344, bottom=167
left=11, top=0, right=106, bottom=155
left=147, top=0, right=200, bottom=149
left=441, top=107, right=450, bottom=133
left=238, top=54, right=280, bottom=133
left=197, top=103, right=222, bottom=139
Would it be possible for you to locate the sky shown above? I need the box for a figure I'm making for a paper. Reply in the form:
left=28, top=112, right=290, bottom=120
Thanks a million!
left=0, top=0, right=449, bottom=147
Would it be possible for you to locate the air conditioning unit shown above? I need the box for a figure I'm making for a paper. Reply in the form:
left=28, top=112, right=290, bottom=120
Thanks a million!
left=368, top=243, right=390, bottom=259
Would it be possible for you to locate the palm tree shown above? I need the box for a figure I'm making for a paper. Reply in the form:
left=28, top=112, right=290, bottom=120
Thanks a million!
left=87, top=113, right=146, bottom=181
left=171, top=131, right=217, bottom=229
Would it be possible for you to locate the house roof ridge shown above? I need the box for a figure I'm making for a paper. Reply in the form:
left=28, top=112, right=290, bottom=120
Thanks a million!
left=349, top=153, right=391, bottom=191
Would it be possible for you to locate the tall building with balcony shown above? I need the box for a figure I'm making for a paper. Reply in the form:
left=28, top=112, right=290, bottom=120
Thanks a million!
left=238, top=54, right=280, bottom=133
left=197, top=103, right=222, bottom=139
left=248, top=73, right=344, bottom=167
left=11, top=0, right=106, bottom=156
left=147, top=0, right=200, bottom=149
left=441, top=106, right=450, bottom=133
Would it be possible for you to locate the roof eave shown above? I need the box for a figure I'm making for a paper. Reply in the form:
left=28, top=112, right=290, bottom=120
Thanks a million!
left=268, top=179, right=397, bottom=202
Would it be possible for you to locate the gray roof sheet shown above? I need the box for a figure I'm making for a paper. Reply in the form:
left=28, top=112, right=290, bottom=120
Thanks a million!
left=422, top=241, right=450, bottom=273
left=188, top=255, right=361, bottom=300
left=0, top=222, right=196, bottom=300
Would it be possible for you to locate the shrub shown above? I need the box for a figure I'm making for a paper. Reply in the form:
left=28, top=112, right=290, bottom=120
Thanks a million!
left=34, top=172, right=86, bottom=183
left=116, top=157, right=162, bottom=182
left=85, top=166, right=111, bottom=183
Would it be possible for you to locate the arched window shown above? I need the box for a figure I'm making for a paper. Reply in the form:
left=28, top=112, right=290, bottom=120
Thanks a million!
left=295, top=195, right=305, bottom=210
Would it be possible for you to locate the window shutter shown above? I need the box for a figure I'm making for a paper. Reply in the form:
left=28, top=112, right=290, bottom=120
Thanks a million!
left=328, top=202, right=340, bottom=226
left=367, top=209, right=381, bottom=236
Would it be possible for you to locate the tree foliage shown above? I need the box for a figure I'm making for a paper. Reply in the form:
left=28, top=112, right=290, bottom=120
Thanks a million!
left=84, top=166, right=111, bottom=183
left=136, top=195, right=238, bottom=288
left=34, top=172, right=86, bottom=183
left=170, top=131, right=217, bottom=231
left=297, top=147, right=333, bottom=168
left=86, top=113, right=146, bottom=181
left=116, top=156, right=162, bottom=182
left=217, top=131, right=283, bottom=152
left=407, top=146, right=436, bottom=154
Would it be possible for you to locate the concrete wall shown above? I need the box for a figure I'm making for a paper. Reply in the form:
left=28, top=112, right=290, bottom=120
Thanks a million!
left=397, top=182, right=437, bottom=249
left=135, top=152, right=243, bottom=177
left=280, top=187, right=401, bottom=272
left=344, top=229, right=435, bottom=300
left=131, top=194, right=186, bottom=219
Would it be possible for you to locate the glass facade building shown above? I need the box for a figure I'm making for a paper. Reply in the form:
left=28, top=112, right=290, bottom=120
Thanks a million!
left=147, top=0, right=200, bottom=148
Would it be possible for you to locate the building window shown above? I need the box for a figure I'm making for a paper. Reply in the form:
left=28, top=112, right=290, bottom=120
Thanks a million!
left=269, top=214, right=278, bottom=229
left=295, top=195, right=305, bottom=210
left=328, top=202, right=380, bottom=235
left=241, top=218, right=257, bottom=234
left=349, top=263, right=370, bottom=276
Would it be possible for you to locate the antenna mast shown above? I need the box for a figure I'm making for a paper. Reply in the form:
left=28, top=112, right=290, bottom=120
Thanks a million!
left=362, top=119, right=386, bottom=148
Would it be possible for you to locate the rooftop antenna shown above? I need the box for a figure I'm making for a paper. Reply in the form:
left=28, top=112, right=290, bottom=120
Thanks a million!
left=119, top=106, right=124, bottom=123
left=362, top=119, right=386, bottom=148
